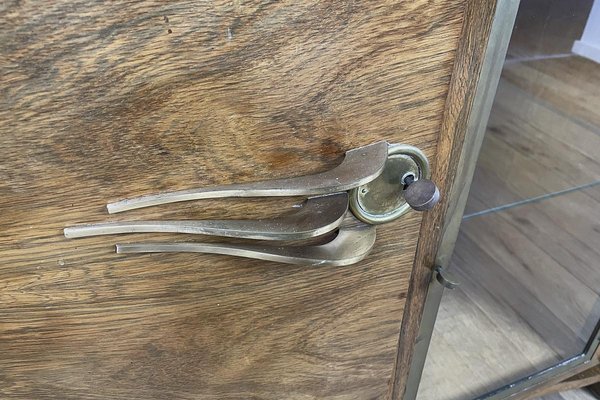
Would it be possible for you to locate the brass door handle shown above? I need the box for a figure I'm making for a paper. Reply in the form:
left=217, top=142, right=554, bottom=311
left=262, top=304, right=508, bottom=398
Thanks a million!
left=65, top=141, right=440, bottom=266
left=106, top=141, right=389, bottom=214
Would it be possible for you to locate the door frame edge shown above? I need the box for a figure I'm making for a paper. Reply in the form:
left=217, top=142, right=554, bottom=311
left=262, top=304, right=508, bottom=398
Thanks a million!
left=387, top=0, right=521, bottom=398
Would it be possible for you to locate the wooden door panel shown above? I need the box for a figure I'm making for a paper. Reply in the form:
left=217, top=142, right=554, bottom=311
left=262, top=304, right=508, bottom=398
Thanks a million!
left=2, top=1, right=467, bottom=398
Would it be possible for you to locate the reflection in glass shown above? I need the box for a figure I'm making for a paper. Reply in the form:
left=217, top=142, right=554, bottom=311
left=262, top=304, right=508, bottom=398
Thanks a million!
left=417, top=1, right=600, bottom=399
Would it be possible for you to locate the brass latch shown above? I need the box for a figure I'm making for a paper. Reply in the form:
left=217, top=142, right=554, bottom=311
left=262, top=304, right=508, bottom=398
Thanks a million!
left=65, top=141, right=440, bottom=266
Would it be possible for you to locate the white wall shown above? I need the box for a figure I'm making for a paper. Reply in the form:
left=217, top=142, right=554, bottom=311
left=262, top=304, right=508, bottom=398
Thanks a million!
left=573, top=0, right=600, bottom=63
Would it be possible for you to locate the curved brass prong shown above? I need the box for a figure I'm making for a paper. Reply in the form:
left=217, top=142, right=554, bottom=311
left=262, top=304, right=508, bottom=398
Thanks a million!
left=65, top=193, right=348, bottom=241
left=115, top=215, right=376, bottom=267
left=107, top=141, right=388, bottom=214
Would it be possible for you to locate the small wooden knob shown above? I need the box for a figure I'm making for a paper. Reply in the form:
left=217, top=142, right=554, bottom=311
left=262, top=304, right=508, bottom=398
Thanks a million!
left=404, top=178, right=440, bottom=211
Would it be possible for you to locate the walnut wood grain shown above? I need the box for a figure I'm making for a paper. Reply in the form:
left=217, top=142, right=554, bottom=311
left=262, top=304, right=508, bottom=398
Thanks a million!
left=1, top=1, right=480, bottom=399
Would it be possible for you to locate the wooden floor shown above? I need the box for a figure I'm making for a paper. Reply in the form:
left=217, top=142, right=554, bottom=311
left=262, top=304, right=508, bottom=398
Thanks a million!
left=417, top=56, right=600, bottom=400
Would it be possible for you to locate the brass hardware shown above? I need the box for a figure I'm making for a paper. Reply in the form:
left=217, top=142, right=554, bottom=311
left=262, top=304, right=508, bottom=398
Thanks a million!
left=116, top=215, right=376, bottom=267
left=65, top=141, right=440, bottom=266
left=349, top=144, right=433, bottom=224
left=106, top=141, right=388, bottom=214
left=65, top=193, right=348, bottom=241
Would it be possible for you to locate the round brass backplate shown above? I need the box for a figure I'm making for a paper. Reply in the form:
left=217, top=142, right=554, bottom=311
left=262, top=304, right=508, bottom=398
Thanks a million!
left=349, top=144, right=430, bottom=224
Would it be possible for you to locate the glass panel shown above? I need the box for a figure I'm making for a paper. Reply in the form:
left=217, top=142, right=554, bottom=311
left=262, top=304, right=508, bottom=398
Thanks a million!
left=417, top=1, right=600, bottom=399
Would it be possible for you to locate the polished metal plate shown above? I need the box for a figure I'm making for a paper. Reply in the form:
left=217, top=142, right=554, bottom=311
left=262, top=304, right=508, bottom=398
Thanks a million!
left=349, top=144, right=430, bottom=224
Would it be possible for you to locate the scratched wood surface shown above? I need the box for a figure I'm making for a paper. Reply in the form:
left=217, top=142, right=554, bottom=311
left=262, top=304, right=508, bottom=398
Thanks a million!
left=1, top=1, right=469, bottom=399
